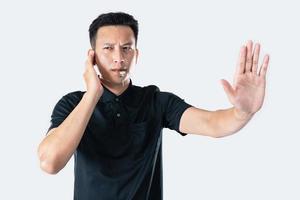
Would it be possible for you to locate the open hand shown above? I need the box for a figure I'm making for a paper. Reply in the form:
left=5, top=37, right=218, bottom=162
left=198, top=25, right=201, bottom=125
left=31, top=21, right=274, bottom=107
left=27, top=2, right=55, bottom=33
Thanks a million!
left=221, top=40, right=270, bottom=115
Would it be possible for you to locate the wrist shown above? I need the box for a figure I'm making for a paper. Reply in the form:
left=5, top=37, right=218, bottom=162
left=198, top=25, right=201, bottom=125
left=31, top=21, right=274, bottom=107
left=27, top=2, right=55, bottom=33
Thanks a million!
left=84, top=91, right=102, bottom=104
left=233, top=107, right=254, bottom=121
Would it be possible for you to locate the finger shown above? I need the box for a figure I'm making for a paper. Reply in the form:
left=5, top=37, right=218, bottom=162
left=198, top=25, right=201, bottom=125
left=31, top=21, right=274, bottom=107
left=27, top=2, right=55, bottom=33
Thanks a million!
left=93, top=65, right=102, bottom=77
left=236, top=46, right=247, bottom=75
left=245, top=40, right=253, bottom=72
left=98, top=74, right=104, bottom=83
left=258, top=54, right=270, bottom=78
left=252, top=43, right=260, bottom=75
left=220, top=79, right=235, bottom=103
left=86, top=49, right=95, bottom=66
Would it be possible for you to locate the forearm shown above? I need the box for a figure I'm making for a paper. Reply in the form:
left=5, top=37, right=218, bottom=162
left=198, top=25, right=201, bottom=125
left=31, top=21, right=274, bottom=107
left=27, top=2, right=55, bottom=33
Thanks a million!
left=38, top=92, right=100, bottom=174
left=210, top=107, right=254, bottom=138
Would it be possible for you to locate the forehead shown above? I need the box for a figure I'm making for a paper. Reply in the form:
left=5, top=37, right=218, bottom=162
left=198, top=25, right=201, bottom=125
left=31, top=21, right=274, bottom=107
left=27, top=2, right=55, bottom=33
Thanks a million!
left=96, top=25, right=135, bottom=44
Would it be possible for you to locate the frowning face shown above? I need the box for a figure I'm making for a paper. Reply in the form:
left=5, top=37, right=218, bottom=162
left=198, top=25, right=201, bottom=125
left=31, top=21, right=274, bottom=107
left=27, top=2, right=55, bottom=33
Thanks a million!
left=93, top=25, right=139, bottom=86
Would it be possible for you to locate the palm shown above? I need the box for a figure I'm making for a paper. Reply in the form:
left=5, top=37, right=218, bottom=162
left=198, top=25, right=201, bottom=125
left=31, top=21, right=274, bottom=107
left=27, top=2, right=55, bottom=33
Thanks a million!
left=232, top=73, right=265, bottom=113
left=221, top=41, right=269, bottom=114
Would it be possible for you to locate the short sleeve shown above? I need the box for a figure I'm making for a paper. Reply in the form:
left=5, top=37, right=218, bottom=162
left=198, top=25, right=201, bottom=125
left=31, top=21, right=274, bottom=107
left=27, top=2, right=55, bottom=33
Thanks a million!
left=46, top=94, right=76, bottom=135
left=159, top=91, right=193, bottom=136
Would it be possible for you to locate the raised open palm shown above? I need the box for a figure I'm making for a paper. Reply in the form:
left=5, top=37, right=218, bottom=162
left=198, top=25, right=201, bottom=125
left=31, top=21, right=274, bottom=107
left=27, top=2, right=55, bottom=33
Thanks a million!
left=221, top=41, right=270, bottom=115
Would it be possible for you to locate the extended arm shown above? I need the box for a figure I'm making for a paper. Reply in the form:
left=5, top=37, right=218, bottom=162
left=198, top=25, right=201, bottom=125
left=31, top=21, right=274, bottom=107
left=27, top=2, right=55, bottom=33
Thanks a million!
left=180, top=106, right=253, bottom=138
left=179, top=41, right=269, bottom=138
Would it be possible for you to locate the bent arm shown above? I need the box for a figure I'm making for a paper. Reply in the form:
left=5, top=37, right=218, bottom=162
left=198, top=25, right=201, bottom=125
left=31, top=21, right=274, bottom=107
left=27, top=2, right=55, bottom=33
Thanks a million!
left=37, top=92, right=100, bottom=174
left=179, top=106, right=253, bottom=138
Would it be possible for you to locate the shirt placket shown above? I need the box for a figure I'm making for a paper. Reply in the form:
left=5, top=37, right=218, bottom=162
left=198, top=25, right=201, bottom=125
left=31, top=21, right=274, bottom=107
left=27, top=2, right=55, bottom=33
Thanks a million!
left=114, top=97, right=123, bottom=127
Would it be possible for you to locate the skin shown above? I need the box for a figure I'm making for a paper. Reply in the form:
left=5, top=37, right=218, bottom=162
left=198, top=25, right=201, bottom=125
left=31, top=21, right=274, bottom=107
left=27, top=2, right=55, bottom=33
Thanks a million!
left=180, top=40, right=269, bottom=137
left=84, top=25, right=139, bottom=99
left=37, top=26, right=139, bottom=174
left=37, top=26, right=269, bottom=174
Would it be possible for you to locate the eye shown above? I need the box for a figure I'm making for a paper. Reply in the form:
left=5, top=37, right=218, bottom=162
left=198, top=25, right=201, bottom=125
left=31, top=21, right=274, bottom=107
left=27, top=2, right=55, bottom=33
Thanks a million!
left=103, top=46, right=113, bottom=50
left=123, top=46, right=132, bottom=51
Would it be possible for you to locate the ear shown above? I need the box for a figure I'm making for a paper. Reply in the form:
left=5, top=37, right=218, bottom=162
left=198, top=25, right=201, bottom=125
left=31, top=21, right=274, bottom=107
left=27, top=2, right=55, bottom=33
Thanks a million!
left=135, top=49, right=139, bottom=64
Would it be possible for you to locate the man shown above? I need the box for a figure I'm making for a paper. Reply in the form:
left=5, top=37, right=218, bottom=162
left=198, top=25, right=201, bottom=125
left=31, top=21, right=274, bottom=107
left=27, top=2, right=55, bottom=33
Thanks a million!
left=37, top=12, right=269, bottom=199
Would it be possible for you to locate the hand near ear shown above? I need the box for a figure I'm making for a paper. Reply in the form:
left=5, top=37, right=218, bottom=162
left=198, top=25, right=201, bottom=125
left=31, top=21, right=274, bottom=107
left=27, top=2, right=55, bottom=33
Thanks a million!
left=83, top=49, right=104, bottom=99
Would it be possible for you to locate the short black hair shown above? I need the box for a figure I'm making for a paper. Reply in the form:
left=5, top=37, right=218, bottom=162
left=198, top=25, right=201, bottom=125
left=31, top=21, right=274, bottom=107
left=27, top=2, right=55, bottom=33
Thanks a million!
left=89, top=12, right=139, bottom=49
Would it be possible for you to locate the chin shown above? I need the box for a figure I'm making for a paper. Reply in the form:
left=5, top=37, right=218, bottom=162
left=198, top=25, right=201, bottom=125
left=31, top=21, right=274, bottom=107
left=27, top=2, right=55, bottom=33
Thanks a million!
left=107, top=76, right=129, bottom=86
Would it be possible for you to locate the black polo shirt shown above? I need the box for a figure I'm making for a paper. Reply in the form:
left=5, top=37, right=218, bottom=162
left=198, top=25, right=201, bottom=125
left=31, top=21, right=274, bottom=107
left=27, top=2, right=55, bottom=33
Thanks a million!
left=47, top=79, right=192, bottom=200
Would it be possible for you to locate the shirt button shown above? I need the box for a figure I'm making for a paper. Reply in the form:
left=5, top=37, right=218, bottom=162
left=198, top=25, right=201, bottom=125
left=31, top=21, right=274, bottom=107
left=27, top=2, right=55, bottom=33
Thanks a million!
left=116, top=113, right=121, bottom=117
left=115, top=98, right=119, bottom=102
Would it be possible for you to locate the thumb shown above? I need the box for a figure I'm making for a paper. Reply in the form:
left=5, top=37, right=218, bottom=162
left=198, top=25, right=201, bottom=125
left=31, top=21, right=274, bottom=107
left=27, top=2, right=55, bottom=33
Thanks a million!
left=220, top=79, right=235, bottom=103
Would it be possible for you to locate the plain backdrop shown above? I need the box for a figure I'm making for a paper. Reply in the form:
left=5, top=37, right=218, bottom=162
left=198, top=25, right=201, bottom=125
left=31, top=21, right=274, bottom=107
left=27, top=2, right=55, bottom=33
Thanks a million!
left=0, top=0, right=299, bottom=199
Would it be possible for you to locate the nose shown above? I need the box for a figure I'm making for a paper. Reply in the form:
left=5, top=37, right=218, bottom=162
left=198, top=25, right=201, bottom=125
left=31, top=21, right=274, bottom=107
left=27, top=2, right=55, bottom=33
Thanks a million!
left=113, top=49, right=125, bottom=65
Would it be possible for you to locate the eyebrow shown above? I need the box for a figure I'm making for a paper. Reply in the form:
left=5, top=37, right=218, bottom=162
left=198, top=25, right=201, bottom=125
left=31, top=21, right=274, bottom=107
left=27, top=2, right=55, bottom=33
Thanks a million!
left=122, top=42, right=133, bottom=46
left=103, top=42, right=133, bottom=46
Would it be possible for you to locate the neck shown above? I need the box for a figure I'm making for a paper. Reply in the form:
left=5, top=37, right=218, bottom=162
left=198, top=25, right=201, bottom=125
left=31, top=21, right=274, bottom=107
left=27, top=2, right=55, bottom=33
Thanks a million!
left=101, top=78, right=130, bottom=96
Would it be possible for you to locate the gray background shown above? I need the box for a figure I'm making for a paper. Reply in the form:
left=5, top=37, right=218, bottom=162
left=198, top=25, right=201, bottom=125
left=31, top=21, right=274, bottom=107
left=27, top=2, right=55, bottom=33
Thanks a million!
left=0, top=0, right=299, bottom=199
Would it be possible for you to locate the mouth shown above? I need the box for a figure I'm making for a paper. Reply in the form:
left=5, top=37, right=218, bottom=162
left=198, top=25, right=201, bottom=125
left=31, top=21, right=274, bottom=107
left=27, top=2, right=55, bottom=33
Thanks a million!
left=112, top=69, right=127, bottom=78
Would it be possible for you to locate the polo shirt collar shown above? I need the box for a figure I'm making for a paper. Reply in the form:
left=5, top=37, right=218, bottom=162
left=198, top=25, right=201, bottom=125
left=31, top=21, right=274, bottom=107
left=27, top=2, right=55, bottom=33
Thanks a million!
left=100, top=79, right=134, bottom=103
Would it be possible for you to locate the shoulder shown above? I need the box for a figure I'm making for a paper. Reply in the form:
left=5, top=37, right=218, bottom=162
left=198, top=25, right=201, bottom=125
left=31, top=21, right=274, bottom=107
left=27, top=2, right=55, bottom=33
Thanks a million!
left=58, top=90, right=85, bottom=106
left=134, top=84, right=160, bottom=92
left=131, top=84, right=160, bottom=98
left=64, top=90, right=85, bottom=99
left=134, top=84, right=184, bottom=101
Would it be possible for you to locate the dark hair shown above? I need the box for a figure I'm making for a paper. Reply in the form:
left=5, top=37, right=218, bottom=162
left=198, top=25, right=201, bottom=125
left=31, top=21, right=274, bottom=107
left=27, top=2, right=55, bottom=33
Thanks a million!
left=89, top=12, right=139, bottom=49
